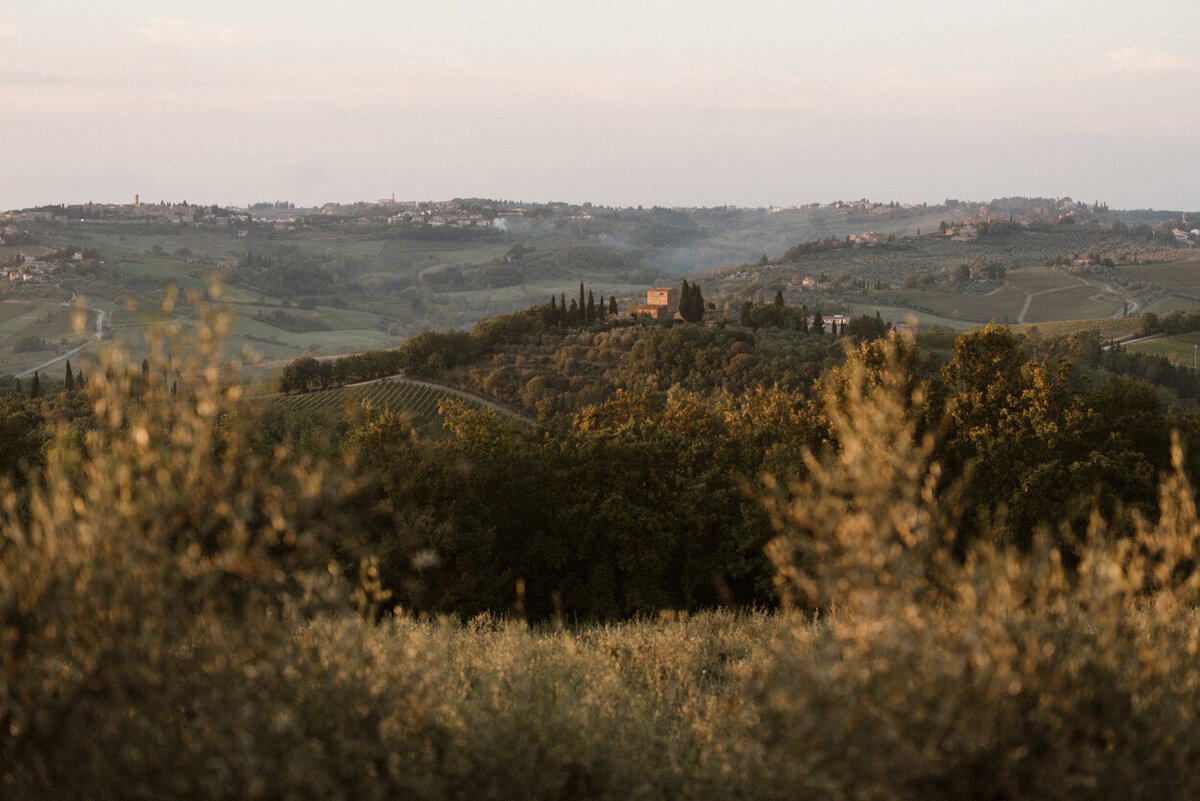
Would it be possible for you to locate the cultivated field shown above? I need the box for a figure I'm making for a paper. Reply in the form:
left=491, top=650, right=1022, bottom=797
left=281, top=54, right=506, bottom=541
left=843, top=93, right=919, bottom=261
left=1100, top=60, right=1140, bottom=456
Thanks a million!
left=1117, top=258, right=1200, bottom=296
left=882, top=288, right=1024, bottom=324
left=1124, top=332, right=1200, bottom=364
left=850, top=304, right=978, bottom=331
left=1003, top=267, right=1079, bottom=294
left=1010, top=317, right=1140, bottom=341
left=1021, top=285, right=1121, bottom=323
left=270, top=377, right=487, bottom=435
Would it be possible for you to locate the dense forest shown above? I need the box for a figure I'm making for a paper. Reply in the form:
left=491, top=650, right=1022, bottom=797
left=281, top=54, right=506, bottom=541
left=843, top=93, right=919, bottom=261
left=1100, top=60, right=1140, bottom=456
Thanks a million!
left=8, top=289, right=1200, bottom=796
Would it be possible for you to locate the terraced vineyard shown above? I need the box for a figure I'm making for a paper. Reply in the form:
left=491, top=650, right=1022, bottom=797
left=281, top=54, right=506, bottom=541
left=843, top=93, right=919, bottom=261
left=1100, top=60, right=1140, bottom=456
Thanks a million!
left=272, top=378, right=487, bottom=435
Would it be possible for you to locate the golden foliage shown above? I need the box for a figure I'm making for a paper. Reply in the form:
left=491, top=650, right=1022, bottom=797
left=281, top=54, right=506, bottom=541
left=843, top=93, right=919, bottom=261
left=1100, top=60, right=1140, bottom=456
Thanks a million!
left=1, top=288, right=351, bottom=793
left=758, top=330, right=1200, bottom=799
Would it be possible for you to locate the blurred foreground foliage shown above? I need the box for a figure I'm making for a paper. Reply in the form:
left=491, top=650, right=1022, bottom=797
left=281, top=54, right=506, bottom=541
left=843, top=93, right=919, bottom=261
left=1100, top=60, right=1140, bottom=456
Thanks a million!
left=6, top=300, right=1200, bottom=797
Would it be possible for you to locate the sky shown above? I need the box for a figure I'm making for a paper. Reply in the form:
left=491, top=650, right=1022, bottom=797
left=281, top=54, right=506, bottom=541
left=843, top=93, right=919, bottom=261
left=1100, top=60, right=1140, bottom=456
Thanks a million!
left=3, top=1, right=1199, bottom=211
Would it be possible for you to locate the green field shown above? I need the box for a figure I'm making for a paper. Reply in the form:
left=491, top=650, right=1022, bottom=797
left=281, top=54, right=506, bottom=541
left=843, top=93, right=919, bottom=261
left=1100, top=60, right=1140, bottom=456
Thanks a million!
left=1117, top=258, right=1200, bottom=295
left=292, top=237, right=388, bottom=260
left=848, top=304, right=977, bottom=331
left=1022, top=285, right=1120, bottom=323
left=875, top=266, right=1130, bottom=326
left=1125, top=332, right=1200, bottom=365
left=1142, top=295, right=1200, bottom=316
left=0, top=300, right=90, bottom=372
left=0, top=301, right=53, bottom=340
left=376, top=238, right=509, bottom=268
left=228, top=314, right=396, bottom=360
left=0, top=292, right=402, bottom=374
left=56, top=227, right=245, bottom=263
left=232, top=304, right=383, bottom=335
left=1003, top=267, right=1078, bottom=294
left=1011, top=317, right=1140, bottom=341
left=884, top=288, right=1024, bottom=324
left=110, top=257, right=265, bottom=301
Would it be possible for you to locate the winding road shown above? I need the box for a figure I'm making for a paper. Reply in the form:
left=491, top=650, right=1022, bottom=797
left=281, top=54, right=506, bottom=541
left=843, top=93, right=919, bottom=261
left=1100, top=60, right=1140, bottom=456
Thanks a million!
left=14, top=304, right=107, bottom=379
left=1008, top=268, right=1140, bottom=325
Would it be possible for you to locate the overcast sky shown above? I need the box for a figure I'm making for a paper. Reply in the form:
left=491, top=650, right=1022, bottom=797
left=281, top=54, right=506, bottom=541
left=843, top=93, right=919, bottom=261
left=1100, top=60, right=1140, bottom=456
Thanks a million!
left=3, top=1, right=1198, bottom=211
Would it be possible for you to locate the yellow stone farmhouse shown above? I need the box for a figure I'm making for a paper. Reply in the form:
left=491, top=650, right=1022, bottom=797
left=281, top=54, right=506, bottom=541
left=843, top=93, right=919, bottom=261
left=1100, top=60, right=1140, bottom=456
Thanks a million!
left=629, top=286, right=678, bottom=321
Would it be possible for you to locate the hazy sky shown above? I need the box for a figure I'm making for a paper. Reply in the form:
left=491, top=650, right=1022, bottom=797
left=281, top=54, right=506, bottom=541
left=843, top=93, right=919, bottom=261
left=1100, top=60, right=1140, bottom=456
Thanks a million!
left=3, top=1, right=1198, bottom=210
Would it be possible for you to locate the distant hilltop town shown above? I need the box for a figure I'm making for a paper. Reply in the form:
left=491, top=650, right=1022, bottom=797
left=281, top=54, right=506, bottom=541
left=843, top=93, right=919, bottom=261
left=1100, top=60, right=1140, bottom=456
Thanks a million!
left=3, top=197, right=542, bottom=234
left=4, top=195, right=1196, bottom=251
left=4, top=197, right=253, bottom=227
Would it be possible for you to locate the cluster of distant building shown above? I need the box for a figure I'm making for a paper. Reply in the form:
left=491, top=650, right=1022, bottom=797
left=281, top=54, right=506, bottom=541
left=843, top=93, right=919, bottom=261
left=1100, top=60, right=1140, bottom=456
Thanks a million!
left=769, top=199, right=920, bottom=213
left=7, top=195, right=1196, bottom=252
left=0, top=248, right=66, bottom=283
left=1172, top=225, right=1200, bottom=246
left=788, top=275, right=833, bottom=292
left=3, top=197, right=253, bottom=228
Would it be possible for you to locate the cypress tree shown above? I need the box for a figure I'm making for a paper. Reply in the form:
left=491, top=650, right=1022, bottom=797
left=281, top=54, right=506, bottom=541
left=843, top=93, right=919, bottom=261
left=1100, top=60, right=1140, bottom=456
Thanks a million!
left=30, top=371, right=40, bottom=398
left=14, top=378, right=21, bottom=397
left=609, top=296, right=618, bottom=316
left=679, top=280, right=704, bottom=323
left=560, top=293, right=568, bottom=325
left=64, top=359, right=74, bottom=392
left=740, top=300, right=754, bottom=327
left=579, top=282, right=586, bottom=318
left=774, top=289, right=785, bottom=307
left=586, top=290, right=596, bottom=324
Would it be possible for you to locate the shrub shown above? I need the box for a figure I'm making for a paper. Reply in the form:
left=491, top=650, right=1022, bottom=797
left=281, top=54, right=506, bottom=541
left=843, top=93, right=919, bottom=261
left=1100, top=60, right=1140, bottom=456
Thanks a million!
left=757, top=331, right=1200, bottom=799
left=0, top=287, right=354, bottom=795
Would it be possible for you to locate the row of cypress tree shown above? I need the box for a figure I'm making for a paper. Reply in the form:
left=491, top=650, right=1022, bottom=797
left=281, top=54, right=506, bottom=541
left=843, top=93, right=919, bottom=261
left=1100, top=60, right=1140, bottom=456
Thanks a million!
left=9, top=359, right=84, bottom=398
left=547, top=282, right=618, bottom=327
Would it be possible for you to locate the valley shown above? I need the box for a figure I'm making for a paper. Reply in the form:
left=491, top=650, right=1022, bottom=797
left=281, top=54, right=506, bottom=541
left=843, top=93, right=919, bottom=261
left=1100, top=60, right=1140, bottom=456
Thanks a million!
left=1, top=196, right=1197, bottom=383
